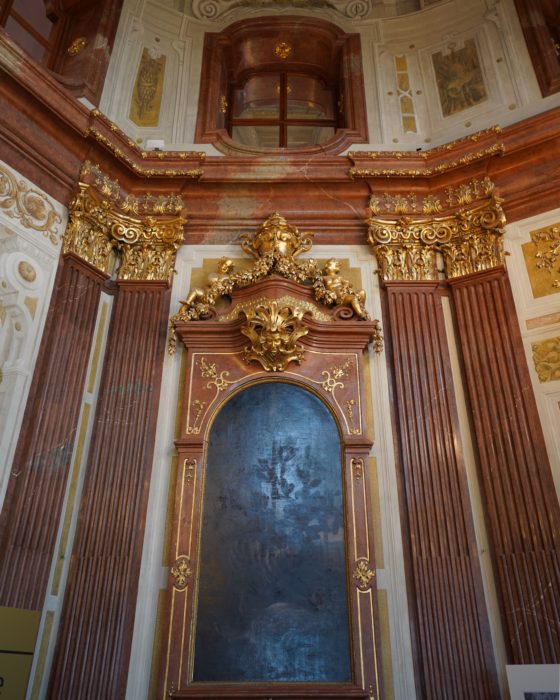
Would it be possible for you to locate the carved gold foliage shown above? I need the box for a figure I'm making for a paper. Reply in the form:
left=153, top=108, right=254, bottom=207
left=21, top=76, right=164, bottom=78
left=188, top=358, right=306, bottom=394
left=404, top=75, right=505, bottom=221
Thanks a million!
left=171, top=214, right=372, bottom=324
left=0, top=163, right=61, bottom=244
left=351, top=457, right=363, bottom=479
left=220, top=295, right=332, bottom=323
left=368, top=195, right=505, bottom=281
left=353, top=558, right=375, bottom=590
left=241, top=300, right=309, bottom=372
left=170, top=556, right=192, bottom=590
left=445, top=176, right=494, bottom=207
left=532, top=337, right=560, bottom=383
left=64, top=183, right=184, bottom=280
left=63, top=185, right=116, bottom=274
left=529, top=224, right=560, bottom=289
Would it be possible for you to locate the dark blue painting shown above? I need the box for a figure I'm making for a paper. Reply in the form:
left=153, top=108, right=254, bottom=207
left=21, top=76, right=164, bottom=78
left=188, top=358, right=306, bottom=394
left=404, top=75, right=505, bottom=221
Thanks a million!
left=193, top=382, right=351, bottom=683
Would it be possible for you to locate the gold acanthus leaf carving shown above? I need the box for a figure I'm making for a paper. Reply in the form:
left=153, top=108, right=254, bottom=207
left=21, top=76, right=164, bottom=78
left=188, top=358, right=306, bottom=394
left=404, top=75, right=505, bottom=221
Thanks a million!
left=532, top=337, right=560, bottom=382
left=171, top=214, right=371, bottom=330
left=353, top=558, right=375, bottom=590
left=220, top=295, right=332, bottom=323
left=368, top=196, right=506, bottom=281
left=241, top=300, right=309, bottom=372
left=64, top=183, right=185, bottom=280
left=170, top=556, right=192, bottom=590
left=530, top=225, right=560, bottom=288
left=0, top=163, right=62, bottom=244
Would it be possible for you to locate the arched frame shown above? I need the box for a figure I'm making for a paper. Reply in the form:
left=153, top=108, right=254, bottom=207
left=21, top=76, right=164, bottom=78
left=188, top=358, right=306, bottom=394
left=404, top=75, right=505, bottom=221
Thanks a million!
left=158, top=275, right=383, bottom=699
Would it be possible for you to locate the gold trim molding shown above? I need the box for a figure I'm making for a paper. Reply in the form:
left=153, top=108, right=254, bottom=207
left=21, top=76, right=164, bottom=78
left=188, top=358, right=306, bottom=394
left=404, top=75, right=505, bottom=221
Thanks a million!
left=367, top=193, right=506, bottom=281
left=63, top=181, right=185, bottom=281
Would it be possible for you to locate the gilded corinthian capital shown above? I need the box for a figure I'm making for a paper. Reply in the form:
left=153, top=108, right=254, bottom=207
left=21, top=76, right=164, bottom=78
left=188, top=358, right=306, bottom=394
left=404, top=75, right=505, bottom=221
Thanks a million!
left=367, top=194, right=506, bottom=282
left=63, top=180, right=185, bottom=281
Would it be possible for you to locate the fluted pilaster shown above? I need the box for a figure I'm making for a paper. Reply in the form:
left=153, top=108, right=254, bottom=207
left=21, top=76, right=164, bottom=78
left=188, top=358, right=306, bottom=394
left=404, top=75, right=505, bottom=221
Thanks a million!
left=449, top=267, right=560, bottom=663
left=0, top=255, right=106, bottom=609
left=384, top=281, right=499, bottom=699
left=47, top=280, right=170, bottom=698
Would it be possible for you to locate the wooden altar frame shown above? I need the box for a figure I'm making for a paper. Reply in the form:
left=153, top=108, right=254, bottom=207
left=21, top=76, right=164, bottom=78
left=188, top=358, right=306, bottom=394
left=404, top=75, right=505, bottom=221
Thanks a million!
left=158, top=272, right=383, bottom=700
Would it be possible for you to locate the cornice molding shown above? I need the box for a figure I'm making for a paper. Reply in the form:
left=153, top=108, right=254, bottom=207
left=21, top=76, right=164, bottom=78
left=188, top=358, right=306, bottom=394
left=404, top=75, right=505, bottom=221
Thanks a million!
left=2, top=31, right=560, bottom=229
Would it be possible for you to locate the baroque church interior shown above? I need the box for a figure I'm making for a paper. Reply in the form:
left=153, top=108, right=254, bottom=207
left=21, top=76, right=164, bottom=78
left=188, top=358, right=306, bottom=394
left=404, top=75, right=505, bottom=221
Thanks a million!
left=0, top=0, right=559, bottom=698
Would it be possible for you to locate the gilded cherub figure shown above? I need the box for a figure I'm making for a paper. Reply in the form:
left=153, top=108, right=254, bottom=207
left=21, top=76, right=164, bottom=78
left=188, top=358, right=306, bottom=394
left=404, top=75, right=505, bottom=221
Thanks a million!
left=321, top=259, right=368, bottom=319
left=181, top=257, right=234, bottom=307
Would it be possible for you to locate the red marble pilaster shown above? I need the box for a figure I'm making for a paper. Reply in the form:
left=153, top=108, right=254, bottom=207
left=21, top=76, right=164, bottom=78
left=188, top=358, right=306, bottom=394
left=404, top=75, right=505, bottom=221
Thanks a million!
left=384, top=281, right=499, bottom=699
left=47, top=280, right=170, bottom=698
left=449, top=267, right=560, bottom=663
left=0, top=254, right=106, bottom=610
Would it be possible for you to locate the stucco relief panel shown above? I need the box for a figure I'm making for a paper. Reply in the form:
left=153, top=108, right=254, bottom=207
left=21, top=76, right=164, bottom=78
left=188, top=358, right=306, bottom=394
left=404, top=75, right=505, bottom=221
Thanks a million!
left=0, top=161, right=64, bottom=509
left=101, top=2, right=193, bottom=148
left=505, top=212, right=560, bottom=500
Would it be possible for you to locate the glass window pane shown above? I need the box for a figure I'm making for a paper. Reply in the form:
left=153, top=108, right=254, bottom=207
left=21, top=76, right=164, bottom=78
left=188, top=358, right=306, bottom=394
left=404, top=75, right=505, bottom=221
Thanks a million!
left=12, top=0, right=52, bottom=39
left=194, top=383, right=351, bottom=683
left=287, top=125, right=335, bottom=148
left=5, top=17, right=46, bottom=61
left=232, top=74, right=280, bottom=119
left=286, top=75, right=334, bottom=120
left=231, top=125, right=279, bottom=148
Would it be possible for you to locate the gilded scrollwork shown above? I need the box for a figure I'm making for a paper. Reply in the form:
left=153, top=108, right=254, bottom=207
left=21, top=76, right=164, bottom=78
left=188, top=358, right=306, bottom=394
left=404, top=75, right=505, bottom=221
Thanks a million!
left=321, top=359, right=353, bottom=393
left=353, top=557, right=375, bottom=590
left=170, top=556, right=192, bottom=590
left=0, top=163, right=62, bottom=244
left=64, top=182, right=184, bottom=281
left=241, top=300, right=309, bottom=371
left=368, top=194, right=506, bottom=281
left=198, top=356, right=232, bottom=391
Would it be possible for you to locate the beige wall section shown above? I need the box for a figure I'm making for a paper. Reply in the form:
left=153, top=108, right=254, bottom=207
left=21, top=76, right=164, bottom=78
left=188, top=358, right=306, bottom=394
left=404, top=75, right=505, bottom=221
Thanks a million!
left=128, top=243, right=416, bottom=700
left=505, top=212, right=560, bottom=501
left=0, top=161, right=65, bottom=513
left=100, top=0, right=559, bottom=152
